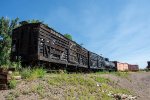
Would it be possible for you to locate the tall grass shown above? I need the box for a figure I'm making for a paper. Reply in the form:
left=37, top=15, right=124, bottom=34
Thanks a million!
left=113, top=72, right=129, bottom=78
left=96, top=71, right=129, bottom=78
left=31, top=68, right=46, bottom=78
left=21, top=68, right=32, bottom=79
left=21, top=67, right=46, bottom=80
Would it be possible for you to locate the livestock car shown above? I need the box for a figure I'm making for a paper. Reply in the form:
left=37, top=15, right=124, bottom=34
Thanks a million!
left=11, top=23, right=89, bottom=70
left=11, top=22, right=115, bottom=71
left=88, top=52, right=104, bottom=71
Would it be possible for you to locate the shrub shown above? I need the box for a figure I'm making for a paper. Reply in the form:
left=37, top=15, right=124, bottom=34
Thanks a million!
left=31, top=68, right=46, bottom=78
left=11, top=60, right=22, bottom=71
left=12, top=71, right=20, bottom=76
left=1, top=64, right=9, bottom=70
left=8, top=79, right=17, bottom=89
left=21, top=67, right=46, bottom=80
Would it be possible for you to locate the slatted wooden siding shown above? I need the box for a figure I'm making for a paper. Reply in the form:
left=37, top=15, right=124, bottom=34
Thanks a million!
left=38, top=24, right=88, bottom=68
left=98, top=56, right=104, bottom=69
left=11, top=23, right=90, bottom=68
left=38, top=24, right=69, bottom=64
left=76, top=45, right=88, bottom=67
left=11, top=24, right=39, bottom=62
left=88, top=52, right=105, bottom=69
left=89, top=52, right=99, bottom=69
left=69, top=41, right=78, bottom=64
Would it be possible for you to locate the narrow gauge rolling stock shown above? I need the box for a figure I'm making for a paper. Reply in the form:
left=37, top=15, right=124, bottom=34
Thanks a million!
left=11, top=23, right=69, bottom=66
left=103, top=58, right=116, bottom=71
left=11, top=22, right=115, bottom=71
left=88, top=52, right=104, bottom=70
left=11, top=23, right=89, bottom=70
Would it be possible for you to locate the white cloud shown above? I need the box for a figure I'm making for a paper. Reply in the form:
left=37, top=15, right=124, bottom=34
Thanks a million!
left=101, top=1, right=150, bottom=68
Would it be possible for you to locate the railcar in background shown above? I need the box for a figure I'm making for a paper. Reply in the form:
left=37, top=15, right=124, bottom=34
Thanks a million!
left=113, top=61, right=139, bottom=71
left=147, top=61, right=150, bottom=70
left=128, top=64, right=139, bottom=71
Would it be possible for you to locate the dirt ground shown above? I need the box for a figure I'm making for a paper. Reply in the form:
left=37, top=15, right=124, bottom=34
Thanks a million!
left=103, top=72, right=150, bottom=100
left=0, top=72, right=150, bottom=100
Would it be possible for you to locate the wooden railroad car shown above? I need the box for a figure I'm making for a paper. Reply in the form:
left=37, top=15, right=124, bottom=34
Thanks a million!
left=11, top=22, right=116, bottom=71
left=88, top=52, right=101, bottom=69
left=11, top=23, right=89, bottom=69
left=113, top=61, right=129, bottom=71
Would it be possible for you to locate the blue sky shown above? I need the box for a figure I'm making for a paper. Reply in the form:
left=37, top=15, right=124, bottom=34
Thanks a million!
left=1, top=0, right=150, bottom=68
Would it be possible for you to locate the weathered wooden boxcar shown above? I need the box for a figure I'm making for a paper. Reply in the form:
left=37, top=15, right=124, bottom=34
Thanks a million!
left=88, top=52, right=104, bottom=70
left=11, top=23, right=89, bottom=69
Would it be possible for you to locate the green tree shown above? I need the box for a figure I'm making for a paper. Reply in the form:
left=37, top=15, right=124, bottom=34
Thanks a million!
left=64, top=33, right=72, bottom=40
left=0, top=17, right=19, bottom=67
left=19, top=19, right=43, bottom=26
left=27, top=19, right=42, bottom=23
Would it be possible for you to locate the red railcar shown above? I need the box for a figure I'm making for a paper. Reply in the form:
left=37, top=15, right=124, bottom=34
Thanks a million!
left=128, top=64, right=139, bottom=71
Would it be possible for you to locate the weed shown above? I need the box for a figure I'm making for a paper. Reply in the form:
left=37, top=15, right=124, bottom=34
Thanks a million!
left=36, top=85, right=45, bottom=98
left=22, top=90, right=30, bottom=95
left=1, top=64, right=9, bottom=70
left=113, top=72, right=129, bottom=78
left=12, top=71, right=20, bottom=76
left=11, top=60, right=22, bottom=70
left=5, top=94, right=14, bottom=100
left=8, top=79, right=17, bottom=89
left=21, top=67, right=46, bottom=80
left=5, top=91, right=20, bottom=99
left=21, top=68, right=32, bottom=79
left=96, top=71, right=110, bottom=74
left=101, top=92, right=112, bottom=100
left=30, top=84, right=45, bottom=98
left=31, top=68, right=46, bottom=78
left=95, top=76, right=110, bottom=83
left=113, top=88, right=131, bottom=94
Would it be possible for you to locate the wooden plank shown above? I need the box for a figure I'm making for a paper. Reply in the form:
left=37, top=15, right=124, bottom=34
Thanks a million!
left=40, top=24, right=68, bottom=41
left=38, top=55, right=68, bottom=64
left=40, top=26, right=69, bottom=44
left=51, top=44, right=65, bottom=52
